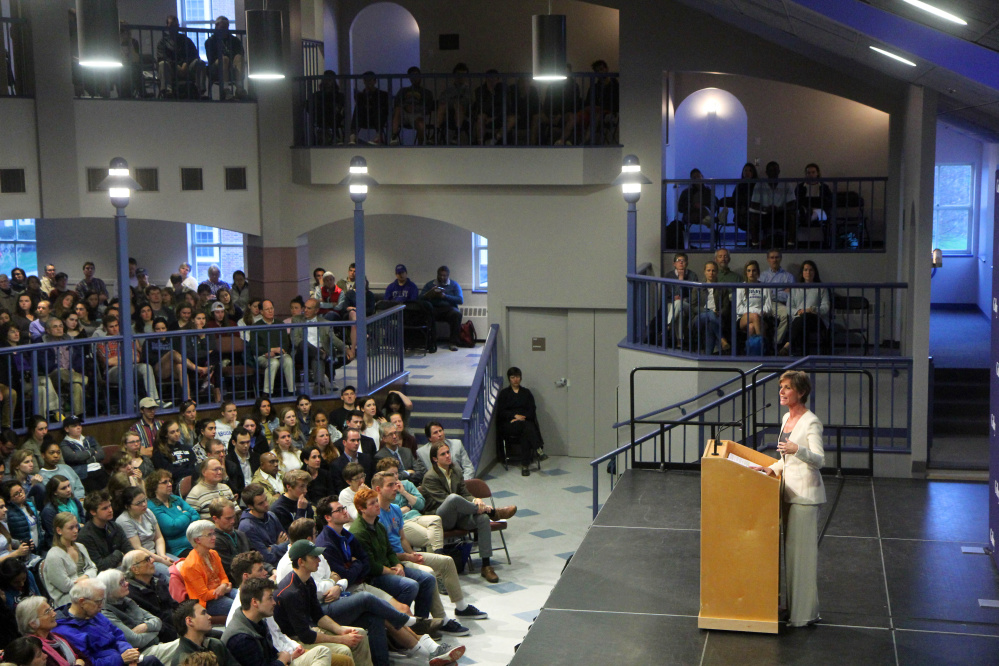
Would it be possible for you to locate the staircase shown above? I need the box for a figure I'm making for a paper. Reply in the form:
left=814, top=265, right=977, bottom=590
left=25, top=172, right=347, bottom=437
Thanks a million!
left=406, top=384, right=469, bottom=446
left=929, top=367, right=989, bottom=472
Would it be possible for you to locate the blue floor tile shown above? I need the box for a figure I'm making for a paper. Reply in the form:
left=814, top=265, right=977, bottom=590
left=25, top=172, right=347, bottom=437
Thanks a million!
left=586, top=504, right=604, bottom=512
left=562, top=485, right=592, bottom=494
left=466, top=353, right=482, bottom=357
left=492, top=490, right=517, bottom=499
left=488, top=582, right=527, bottom=594
left=513, top=609, right=541, bottom=623
left=555, top=551, right=575, bottom=560
left=517, top=508, right=540, bottom=518
left=530, top=529, right=565, bottom=539
left=481, top=473, right=497, bottom=481
left=410, top=374, right=435, bottom=379
left=542, top=468, right=570, bottom=477
left=408, top=364, right=430, bottom=368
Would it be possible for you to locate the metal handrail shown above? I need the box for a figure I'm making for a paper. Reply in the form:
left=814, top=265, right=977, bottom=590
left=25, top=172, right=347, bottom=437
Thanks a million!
left=628, top=274, right=909, bottom=289
left=462, top=324, right=500, bottom=469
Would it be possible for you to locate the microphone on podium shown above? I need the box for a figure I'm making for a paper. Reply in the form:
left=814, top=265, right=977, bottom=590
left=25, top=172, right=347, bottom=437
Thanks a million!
left=711, top=402, right=773, bottom=455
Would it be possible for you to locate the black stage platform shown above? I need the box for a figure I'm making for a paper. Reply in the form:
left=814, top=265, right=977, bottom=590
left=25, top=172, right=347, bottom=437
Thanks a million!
left=511, top=469, right=999, bottom=665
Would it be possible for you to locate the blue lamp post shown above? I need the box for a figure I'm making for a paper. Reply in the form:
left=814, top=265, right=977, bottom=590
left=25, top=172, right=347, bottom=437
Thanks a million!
left=613, top=154, right=651, bottom=344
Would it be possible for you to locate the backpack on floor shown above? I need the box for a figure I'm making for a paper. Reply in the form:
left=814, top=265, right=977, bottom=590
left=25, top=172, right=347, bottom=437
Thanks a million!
left=442, top=541, right=473, bottom=573
left=458, top=320, right=477, bottom=347
left=745, top=334, right=765, bottom=356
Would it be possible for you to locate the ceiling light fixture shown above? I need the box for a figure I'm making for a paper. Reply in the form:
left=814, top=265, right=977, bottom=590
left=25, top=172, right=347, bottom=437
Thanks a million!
left=869, top=46, right=917, bottom=67
left=900, top=0, right=967, bottom=26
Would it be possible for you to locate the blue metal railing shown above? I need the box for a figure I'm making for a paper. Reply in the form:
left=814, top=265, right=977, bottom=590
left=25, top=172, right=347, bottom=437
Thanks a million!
left=302, top=39, right=324, bottom=78
left=627, top=274, right=906, bottom=359
left=590, top=356, right=912, bottom=518
left=462, top=324, right=501, bottom=470
left=0, top=312, right=405, bottom=431
left=294, top=71, right=620, bottom=147
left=663, top=176, right=886, bottom=251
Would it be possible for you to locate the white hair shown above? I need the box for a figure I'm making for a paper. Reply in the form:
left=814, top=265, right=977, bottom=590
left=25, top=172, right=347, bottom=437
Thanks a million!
left=121, top=549, right=148, bottom=575
left=14, top=596, right=48, bottom=635
left=186, top=519, right=215, bottom=546
left=97, top=569, right=124, bottom=599
left=70, top=577, right=106, bottom=603
left=378, top=420, right=396, bottom=439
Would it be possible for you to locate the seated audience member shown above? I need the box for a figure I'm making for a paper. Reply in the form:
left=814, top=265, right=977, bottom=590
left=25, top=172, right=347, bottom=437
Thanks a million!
left=313, top=496, right=370, bottom=590
left=1, top=480, right=41, bottom=559
left=473, top=70, right=504, bottom=145
left=663, top=252, right=699, bottom=351
left=2, top=559, right=39, bottom=614
left=43, top=512, right=98, bottom=607
left=359, top=401, right=382, bottom=452
left=251, top=300, right=296, bottom=396
left=691, top=261, right=732, bottom=355
left=39, top=265, right=56, bottom=299
left=171, top=599, right=239, bottom=666
left=198, top=265, right=230, bottom=299
left=436, top=63, right=472, bottom=145
left=414, top=422, right=475, bottom=480
left=76, top=489, right=130, bottom=570
left=273, top=425, right=303, bottom=474
left=735, top=260, right=773, bottom=350
left=390, top=66, right=435, bottom=145
left=292, top=298, right=344, bottom=390
left=2, top=635, right=47, bottom=666
left=676, top=168, right=718, bottom=228
left=148, top=470, right=200, bottom=557
left=224, top=427, right=253, bottom=498
left=719, top=163, right=758, bottom=241
left=338, top=462, right=366, bottom=521
left=250, top=451, right=284, bottom=505
left=28, top=300, right=49, bottom=342
left=420, top=266, right=464, bottom=352
left=310, top=70, right=346, bottom=146
left=100, top=317, right=172, bottom=409
left=130, top=398, right=164, bottom=456
left=350, top=72, right=390, bottom=144
left=331, top=428, right=375, bottom=494
left=505, top=75, right=541, bottom=145
left=329, top=385, right=357, bottom=432
left=270, top=470, right=314, bottom=533
left=11, top=449, right=46, bottom=511
left=336, top=264, right=356, bottom=296
left=181, top=520, right=237, bottom=616
left=153, top=420, right=198, bottom=489
left=208, top=498, right=249, bottom=582
left=178, top=263, right=198, bottom=293
left=120, top=430, right=156, bottom=479
left=238, top=483, right=290, bottom=565
left=578, top=59, right=619, bottom=143
left=420, top=442, right=516, bottom=583
left=375, top=458, right=443, bottom=553
left=14, top=596, right=80, bottom=666
left=495, top=367, right=546, bottom=475
left=214, top=402, right=239, bottom=448
left=19, top=417, right=49, bottom=472
left=795, top=163, right=834, bottom=237
left=147, top=285, right=176, bottom=324
left=55, top=577, right=162, bottom=666
left=116, top=486, right=175, bottom=579
left=44, top=314, right=89, bottom=415
left=713, top=249, right=740, bottom=284
left=204, top=16, right=245, bottom=99
left=59, top=416, right=107, bottom=493
left=373, top=472, right=485, bottom=628
left=383, top=264, right=420, bottom=305
left=781, top=259, right=830, bottom=357
left=96, top=568, right=163, bottom=650
left=373, top=421, right=419, bottom=483
left=761, top=249, right=794, bottom=349
left=40, top=475, right=84, bottom=543
left=191, top=420, right=217, bottom=466
left=751, top=161, right=796, bottom=248
left=343, top=410, right=377, bottom=458
left=229, top=270, right=250, bottom=310
left=185, top=458, right=235, bottom=519
left=123, top=548, right=180, bottom=644
left=301, top=445, right=333, bottom=505
left=387, top=413, right=418, bottom=457
left=273, top=538, right=375, bottom=665
left=156, top=15, right=207, bottom=98
left=543, top=64, right=580, bottom=144
left=76, top=260, right=110, bottom=304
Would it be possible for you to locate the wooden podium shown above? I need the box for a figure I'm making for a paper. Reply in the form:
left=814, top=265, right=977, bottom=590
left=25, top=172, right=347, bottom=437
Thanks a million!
left=698, top=439, right=781, bottom=633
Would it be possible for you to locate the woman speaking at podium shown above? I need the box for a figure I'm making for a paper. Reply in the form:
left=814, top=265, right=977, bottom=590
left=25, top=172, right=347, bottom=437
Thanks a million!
left=752, top=370, right=825, bottom=627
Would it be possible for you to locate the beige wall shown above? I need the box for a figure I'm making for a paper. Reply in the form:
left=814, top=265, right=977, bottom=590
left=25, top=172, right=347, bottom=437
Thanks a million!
left=0, top=99, right=41, bottom=220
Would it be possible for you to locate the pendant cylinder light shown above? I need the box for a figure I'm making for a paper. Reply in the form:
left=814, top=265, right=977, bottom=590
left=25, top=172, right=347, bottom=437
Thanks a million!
left=246, top=9, right=285, bottom=79
left=532, top=14, right=567, bottom=81
left=76, top=0, right=122, bottom=68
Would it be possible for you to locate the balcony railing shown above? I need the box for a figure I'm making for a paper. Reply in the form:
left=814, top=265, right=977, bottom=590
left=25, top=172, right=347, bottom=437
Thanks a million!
left=626, top=274, right=906, bottom=358
left=73, top=24, right=249, bottom=101
left=293, top=70, right=620, bottom=148
left=0, top=311, right=406, bottom=430
left=663, top=177, right=887, bottom=251
left=462, top=324, right=501, bottom=471
left=1, top=17, right=31, bottom=97
left=302, top=38, right=324, bottom=78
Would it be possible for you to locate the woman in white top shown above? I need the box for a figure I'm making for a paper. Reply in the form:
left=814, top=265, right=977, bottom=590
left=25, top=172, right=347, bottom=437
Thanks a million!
left=42, top=512, right=97, bottom=607
left=360, top=397, right=383, bottom=450
left=752, top=370, right=825, bottom=627
left=338, top=461, right=368, bottom=522
left=271, top=426, right=303, bottom=475
left=779, top=260, right=830, bottom=357
left=115, top=486, right=173, bottom=581
left=735, top=260, right=772, bottom=338
left=278, top=406, right=307, bottom=450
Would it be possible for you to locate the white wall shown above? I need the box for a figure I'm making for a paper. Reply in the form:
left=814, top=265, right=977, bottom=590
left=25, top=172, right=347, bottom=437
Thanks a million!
left=0, top=99, right=40, bottom=220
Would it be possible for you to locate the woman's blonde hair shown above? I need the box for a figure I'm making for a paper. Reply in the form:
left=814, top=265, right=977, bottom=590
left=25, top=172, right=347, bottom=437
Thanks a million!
left=780, top=370, right=811, bottom=403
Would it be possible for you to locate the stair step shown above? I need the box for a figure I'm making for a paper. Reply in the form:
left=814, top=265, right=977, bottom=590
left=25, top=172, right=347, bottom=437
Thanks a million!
left=404, top=385, right=470, bottom=398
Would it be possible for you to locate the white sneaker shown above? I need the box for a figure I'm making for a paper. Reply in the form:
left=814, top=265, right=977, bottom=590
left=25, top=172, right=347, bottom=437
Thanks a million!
left=413, top=636, right=464, bottom=665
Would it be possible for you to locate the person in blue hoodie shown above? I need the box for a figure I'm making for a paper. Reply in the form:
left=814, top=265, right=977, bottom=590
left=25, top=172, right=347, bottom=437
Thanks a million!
left=420, top=266, right=464, bottom=352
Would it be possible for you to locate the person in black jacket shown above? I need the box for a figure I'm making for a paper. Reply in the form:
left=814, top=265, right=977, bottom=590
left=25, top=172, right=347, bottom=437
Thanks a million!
left=209, top=497, right=252, bottom=581
left=77, top=490, right=132, bottom=571
left=151, top=419, right=196, bottom=491
left=494, top=367, right=546, bottom=475
left=224, top=427, right=253, bottom=498
left=122, top=548, right=179, bottom=643
left=269, top=470, right=314, bottom=533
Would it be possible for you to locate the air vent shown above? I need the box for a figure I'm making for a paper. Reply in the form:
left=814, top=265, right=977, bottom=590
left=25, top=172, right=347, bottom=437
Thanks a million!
left=86, top=168, right=104, bottom=192
left=460, top=306, right=487, bottom=318
left=134, top=168, right=158, bottom=192
left=0, top=169, right=26, bottom=193
left=181, top=168, right=203, bottom=191
left=225, top=167, right=247, bottom=191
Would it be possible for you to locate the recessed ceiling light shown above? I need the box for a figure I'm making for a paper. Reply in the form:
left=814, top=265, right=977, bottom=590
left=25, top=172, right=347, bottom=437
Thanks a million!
left=870, top=46, right=918, bottom=66
left=900, top=0, right=967, bottom=26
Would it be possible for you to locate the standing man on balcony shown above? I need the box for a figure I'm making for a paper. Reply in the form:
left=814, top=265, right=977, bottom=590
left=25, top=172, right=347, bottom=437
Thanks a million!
left=761, top=249, right=794, bottom=349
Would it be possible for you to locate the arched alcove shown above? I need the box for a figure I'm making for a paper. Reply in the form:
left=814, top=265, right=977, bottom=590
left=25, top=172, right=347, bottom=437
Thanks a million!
left=672, top=87, right=748, bottom=181
left=349, top=3, right=420, bottom=78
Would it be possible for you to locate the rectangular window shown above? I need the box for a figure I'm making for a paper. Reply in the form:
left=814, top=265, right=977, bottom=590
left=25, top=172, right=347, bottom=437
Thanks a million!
left=933, top=163, right=974, bottom=255
left=472, top=233, right=488, bottom=290
left=134, top=168, right=159, bottom=192
left=0, top=169, right=26, bottom=194
left=225, top=167, right=247, bottom=191
left=86, top=168, right=105, bottom=193
left=187, top=224, right=245, bottom=283
left=0, top=219, right=38, bottom=276
left=181, top=168, right=204, bottom=191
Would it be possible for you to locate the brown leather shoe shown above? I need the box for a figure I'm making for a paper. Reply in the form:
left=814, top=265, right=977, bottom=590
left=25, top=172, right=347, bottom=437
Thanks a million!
left=481, top=565, right=499, bottom=583
left=493, top=505, right=517, bottom=520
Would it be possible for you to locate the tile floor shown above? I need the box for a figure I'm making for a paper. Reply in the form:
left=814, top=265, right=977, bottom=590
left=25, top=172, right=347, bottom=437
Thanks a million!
left=418, top=456, right=613, bottom=665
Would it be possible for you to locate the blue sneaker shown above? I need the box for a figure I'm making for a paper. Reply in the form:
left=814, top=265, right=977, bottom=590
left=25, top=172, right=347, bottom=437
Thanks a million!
left=439, top=618, right=471, bottom=636
left=455, top=604, right=488, bottom=620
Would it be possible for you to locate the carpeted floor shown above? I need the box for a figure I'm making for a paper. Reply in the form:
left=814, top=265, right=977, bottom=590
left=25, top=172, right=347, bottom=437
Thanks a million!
left=929, top=309, right=989, bottom=369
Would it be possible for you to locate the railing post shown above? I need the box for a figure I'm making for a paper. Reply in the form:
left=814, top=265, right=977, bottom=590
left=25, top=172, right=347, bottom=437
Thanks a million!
left=354, top=199, right=368, bottom=394
left=115, top=206, right=136, bottom=415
